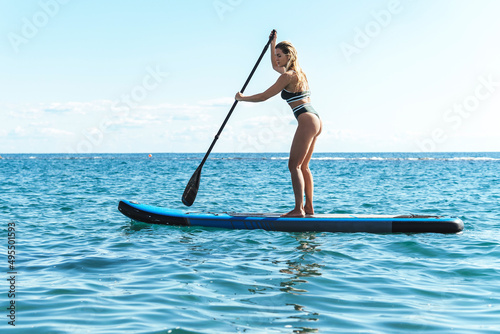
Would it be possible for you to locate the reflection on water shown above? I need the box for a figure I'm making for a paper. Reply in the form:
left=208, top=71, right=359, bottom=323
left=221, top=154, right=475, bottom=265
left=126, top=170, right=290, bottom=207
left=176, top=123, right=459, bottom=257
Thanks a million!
left=280, top=234, right=323, bottom=292
left=278, top=234, right=324, bottom=332
left=292, top=328, right=319, bottom=333
left=295, top=234, right=322, bottom=253
left=122, top=221, right=152, bottom=233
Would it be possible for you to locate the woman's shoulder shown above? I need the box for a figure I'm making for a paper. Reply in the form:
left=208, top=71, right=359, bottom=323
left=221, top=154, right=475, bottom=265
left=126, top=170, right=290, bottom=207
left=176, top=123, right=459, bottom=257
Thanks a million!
left=280, top=70, right=297, bottom=81
left=275, top=70, right=291, bottom=82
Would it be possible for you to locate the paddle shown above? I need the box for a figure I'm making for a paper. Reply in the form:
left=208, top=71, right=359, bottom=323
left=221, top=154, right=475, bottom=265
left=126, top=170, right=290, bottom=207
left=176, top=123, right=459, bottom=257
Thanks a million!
left=182, top=30, right=276, bottom=206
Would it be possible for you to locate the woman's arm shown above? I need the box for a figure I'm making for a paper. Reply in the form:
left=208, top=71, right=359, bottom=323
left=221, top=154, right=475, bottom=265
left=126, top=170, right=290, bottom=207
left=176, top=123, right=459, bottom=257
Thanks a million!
left=235, top=72, right=291, bottom=102
left=270, top=31, right=285, bottom=74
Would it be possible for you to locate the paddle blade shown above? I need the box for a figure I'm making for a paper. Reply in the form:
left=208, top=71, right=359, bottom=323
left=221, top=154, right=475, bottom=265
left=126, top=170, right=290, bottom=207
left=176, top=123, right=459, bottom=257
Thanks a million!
left=182, top=166, right=202, bottom=206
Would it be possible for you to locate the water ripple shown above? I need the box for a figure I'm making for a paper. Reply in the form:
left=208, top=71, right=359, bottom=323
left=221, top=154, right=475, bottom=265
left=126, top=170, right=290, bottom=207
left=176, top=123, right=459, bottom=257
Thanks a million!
left=2, top=153, right=500, bottom=333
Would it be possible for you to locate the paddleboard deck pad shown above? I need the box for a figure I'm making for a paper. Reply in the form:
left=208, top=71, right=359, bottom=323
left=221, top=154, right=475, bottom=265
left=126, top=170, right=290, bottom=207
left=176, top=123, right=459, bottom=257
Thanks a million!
left=118, top=200, right=464, bottom=234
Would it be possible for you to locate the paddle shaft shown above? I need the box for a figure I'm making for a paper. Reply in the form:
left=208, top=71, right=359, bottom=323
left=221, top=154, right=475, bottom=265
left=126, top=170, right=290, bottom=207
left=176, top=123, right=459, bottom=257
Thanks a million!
left=182, top=30, right=276, bottom=206
left=198, top=32, right=275, bottom=168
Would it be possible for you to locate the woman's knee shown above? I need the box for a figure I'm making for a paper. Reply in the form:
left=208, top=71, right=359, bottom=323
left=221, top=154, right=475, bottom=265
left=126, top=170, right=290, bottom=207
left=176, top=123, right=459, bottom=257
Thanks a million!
left=288, top=159, right=302, bottom=172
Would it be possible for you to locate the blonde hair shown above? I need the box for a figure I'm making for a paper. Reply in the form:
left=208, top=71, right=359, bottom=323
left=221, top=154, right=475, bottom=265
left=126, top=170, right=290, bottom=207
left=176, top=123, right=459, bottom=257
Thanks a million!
left=276, top=41, right=308, bottom=91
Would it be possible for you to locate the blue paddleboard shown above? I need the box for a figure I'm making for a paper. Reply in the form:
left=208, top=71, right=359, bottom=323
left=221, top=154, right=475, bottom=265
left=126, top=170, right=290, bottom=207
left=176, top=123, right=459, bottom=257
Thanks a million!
left=118, top=200, right=464, bottom=234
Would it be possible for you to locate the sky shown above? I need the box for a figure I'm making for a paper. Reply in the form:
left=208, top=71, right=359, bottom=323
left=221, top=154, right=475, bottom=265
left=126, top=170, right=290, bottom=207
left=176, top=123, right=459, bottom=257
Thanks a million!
left=1, top=0, right=500, bottom=154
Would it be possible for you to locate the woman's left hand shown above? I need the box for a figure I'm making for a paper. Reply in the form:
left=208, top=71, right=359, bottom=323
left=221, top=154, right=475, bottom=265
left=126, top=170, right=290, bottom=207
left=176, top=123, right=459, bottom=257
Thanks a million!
left=235, top=92, right=244, bottom=101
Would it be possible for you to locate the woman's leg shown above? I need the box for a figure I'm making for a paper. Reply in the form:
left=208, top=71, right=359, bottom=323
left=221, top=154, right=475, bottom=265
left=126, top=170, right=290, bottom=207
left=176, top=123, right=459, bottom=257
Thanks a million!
left=302, top=136, right=318, bottom=215
left=282, top=113, right=321, bottom=217
left=302, top=117, right=322, bottom=214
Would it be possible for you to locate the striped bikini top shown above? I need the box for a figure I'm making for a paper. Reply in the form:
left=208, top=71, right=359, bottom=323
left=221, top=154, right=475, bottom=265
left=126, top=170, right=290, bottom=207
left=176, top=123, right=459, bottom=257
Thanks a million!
left=281, top=89, right=311, bottom=103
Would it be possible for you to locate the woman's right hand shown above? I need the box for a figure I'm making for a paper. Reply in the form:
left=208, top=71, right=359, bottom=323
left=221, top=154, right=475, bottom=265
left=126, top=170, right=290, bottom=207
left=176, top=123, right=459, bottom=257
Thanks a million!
left=235, top=92, right=244, bottom=101
left=270, top=29, right=277, bottom=43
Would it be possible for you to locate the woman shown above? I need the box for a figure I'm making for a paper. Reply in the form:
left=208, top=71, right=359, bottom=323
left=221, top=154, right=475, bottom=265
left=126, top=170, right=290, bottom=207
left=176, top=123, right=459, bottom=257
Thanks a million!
left=235, top=31, right=322, bottom=217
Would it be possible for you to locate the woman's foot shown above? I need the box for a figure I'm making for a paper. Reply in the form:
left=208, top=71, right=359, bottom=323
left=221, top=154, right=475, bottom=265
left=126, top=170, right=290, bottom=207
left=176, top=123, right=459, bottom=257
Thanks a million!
left=304, top=204, right=314, bottom=216
left=281, top=209, right=305, bottom=218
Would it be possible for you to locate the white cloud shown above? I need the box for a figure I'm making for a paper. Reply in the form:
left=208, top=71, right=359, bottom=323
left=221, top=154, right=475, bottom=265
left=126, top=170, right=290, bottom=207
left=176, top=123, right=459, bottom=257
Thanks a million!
left=4, top=101, right=112, bottom=120
left=3, top=91, right=499, bottom=153
left=198, top=97, right=234, bottom=107
left=13, top=126, right=28, bottom=137
left=39, top=128, right=74, bottom=137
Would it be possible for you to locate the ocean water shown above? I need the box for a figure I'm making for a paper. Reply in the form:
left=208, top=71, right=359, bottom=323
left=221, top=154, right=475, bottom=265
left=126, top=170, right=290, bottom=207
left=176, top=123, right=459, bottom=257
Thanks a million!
left=1, top=152, right=500, bottom=333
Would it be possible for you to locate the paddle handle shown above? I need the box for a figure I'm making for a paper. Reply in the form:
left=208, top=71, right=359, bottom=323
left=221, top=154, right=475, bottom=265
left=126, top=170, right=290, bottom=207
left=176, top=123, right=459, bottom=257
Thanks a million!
left=198, top=30, right=276, bottom=167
